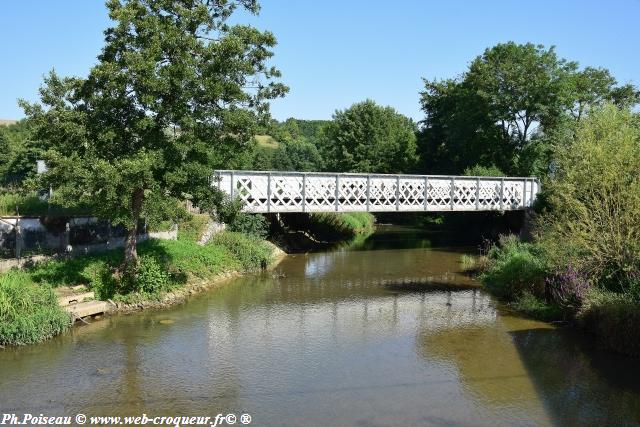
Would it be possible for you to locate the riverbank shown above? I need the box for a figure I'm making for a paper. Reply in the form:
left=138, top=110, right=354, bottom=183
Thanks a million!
left=462, top=235, right=640, bottom=357
left=0, top=226, right=286, bottom=346
left=0, top=211, right=374, bottom=346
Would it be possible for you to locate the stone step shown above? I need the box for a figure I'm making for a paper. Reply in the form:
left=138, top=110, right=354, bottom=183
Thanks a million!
left=64, top=300, right=110, bottom=319
left=58, top=291, right=95, bottom=307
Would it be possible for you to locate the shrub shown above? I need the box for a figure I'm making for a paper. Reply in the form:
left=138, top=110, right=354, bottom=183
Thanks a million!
left=463, top=164, right=505, bottom=177
left=178, top=214, right=210, bottom=242
left=133, top=255, right=173, bottom=294
left=537, top=105, right=640, bottom=289
left=227, top=212, right=269, bottom=238
left=0, top=271, right=71, bottom=345
left=481, top=235, right=547, bottom=300
left=210, top=232, right=272, bottom=271
left=545, top=265, right=590, bottom=312
left=512, top=291, right=563, bottom=321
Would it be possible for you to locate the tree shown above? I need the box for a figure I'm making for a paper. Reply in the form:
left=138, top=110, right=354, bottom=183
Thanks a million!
left=538, top=105, right=640, bottom=291
left=22, top=0, right=287, bottom=270
left=418, top=42, right=639, bottom=176
left=0, top=120, right=39, bottom=188
left=320, top=100, right=417, bottom=173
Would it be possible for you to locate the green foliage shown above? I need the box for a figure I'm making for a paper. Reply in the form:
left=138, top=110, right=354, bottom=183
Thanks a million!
left=213, top=193, right=269, bottom=238
left=210, top=232, right=273, bottom=271
left=21, top=0, right=287, bottom=267
left=0, top=120, right=39, bottom=188
left=0, top=271, right=71, bottom=345
left=117, top=254, right=173, bottom=295
left=0, top=190, right=95, bottom=216
left=463, top=164, right=505, bottom=177
left=226, top=212, right=269, bottom=238
left=511, top=291, right=563, bottom=321
left=537, top=105, right=640, bottom=291
left=481, top=235, right=548, bottom=300
left=8, top=233, right=274, bottom=304
left=178, top=214, right=210, bottom=243
left=307, top=212, right=375, bottom=239
left=418, top=42, right=638, bottom=176
left=320, top=100, right=418, bottom=173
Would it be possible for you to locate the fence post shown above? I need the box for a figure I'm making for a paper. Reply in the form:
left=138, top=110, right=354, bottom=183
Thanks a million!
left=450, top=177, right=455, bottom=210
left=15, top=223, right=22, bottom=259
left=500, top=177, right=505, bottom=210
left=475, top=177, right=481, bottom=210
left=64, top=221, right=71, bottom=253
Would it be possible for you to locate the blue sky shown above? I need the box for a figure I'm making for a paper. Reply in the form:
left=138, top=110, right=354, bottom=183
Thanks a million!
left=1, top=0, right=639, bottom=121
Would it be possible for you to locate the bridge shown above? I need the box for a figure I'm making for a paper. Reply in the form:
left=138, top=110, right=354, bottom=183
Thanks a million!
left=214, top=170, right=540, bottom=213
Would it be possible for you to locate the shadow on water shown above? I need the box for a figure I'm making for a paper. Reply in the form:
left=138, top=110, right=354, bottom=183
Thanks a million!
left=418, top=302, right=640, bottom=426
left=508, top=324, right=640, bottom=426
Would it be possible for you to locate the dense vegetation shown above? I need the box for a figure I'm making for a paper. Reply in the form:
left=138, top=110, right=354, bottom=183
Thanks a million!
left=464, top=106, right=640, bottom=355
left=0, top=214, right=274, bottom=345
left=0, top=271, right=71, bottom=346
left=20, top=0, right=287, bottom=272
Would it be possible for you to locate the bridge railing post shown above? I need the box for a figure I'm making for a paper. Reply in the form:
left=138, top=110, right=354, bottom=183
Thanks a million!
left=450, top=177, right=455, bottom=210
left=475, top=177, right=480, bottom=210
left=396, top=175, right=400, bottom=211
left=366, top=174, right=371, bottom=211
left=302, top=173, right=307, bottom=212
left=267, top=172, right=272, bottom=213
left=424, top=176, right=429, bottom=211
left=335, top=174, right=340, bottom=212
left=500, top=177, right=505, bottom=210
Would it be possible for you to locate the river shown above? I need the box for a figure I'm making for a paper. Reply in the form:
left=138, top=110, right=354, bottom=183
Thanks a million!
left=1, top=225, right=640, bottom=426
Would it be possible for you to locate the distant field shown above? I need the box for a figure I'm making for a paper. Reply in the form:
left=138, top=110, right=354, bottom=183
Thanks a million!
left=254, top=134, right=279, bottom=149
left=0, top=119, right=17, bottom=126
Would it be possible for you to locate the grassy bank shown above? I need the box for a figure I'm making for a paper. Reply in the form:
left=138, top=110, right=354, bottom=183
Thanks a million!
left=306, top=212, right=375, bottom=239
left=462, top=235, right=640, bottom=356
left=0, top=214, right=278, bottom=345
left=0, top=271, right=71, bottom=346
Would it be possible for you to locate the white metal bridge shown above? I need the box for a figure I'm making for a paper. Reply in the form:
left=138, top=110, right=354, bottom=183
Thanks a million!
left=214, top=170, right=540, bottom=213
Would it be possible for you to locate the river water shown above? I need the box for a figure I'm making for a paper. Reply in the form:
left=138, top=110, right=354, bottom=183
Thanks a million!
left=2, top=225, right=640, bottom=426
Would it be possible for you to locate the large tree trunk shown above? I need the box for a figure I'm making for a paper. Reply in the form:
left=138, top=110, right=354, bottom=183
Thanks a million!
left=123, top=187, right=144, bottom=270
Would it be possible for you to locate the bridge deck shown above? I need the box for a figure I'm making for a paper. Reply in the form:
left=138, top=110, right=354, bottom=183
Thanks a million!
left=214, top=170, right=539, bottom=213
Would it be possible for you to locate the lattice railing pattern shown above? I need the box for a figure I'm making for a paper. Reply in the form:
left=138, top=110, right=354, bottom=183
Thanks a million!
left=214, top=171, right=539, bottom=213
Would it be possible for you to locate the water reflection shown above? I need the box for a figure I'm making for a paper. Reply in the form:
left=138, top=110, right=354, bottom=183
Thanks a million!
left=1, top=226, right=640, bottom=426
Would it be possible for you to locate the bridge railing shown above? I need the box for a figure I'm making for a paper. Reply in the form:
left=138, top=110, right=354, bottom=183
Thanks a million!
left=213, top=170, right=540, bottom=213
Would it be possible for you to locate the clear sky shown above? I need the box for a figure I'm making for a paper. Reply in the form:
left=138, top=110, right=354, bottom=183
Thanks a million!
left=1, top=0, right=639, bottom=122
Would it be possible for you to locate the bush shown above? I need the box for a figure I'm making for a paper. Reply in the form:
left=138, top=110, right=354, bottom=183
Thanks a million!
left=227, top=212, right=269, bottom=238
left=481, top=235, right=547, bottom=300
left=545, top=265, right=590, bottom=312
left=512, top=291, right=563, bottom=321
left=308, top=212, right=375, bottom=239
left=178, top=214, right=210, bottom=242
left=210, top=232, right=272, bottom=271
left=463, top=164, right=505, bottom=177
left=537, top=105, right=640, bottom=290
left=0, top=271, right=71, bottom=345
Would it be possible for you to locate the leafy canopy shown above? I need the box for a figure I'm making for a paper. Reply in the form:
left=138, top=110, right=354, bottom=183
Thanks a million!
left=21, top=0, right=287, bottom=232
left=320, top=100, right=418, bottom=173
left=419, top=42, right=639, bottom=176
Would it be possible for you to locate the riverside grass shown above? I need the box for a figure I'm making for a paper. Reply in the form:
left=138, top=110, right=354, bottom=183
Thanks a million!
left=0, top=271, right=71, bottom=345
left=309, top=212, right=375, bottom=238
left=0, top=220, right=275, bottom=345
